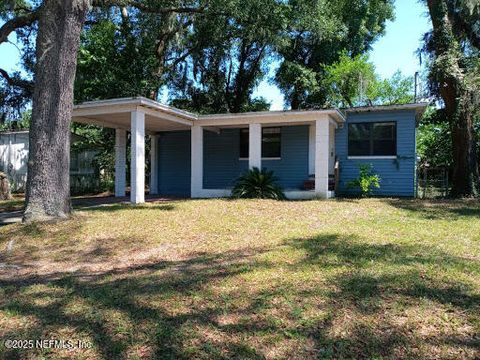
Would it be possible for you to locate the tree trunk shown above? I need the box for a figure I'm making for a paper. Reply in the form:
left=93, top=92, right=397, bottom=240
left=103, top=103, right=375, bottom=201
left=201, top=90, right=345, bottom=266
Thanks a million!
left=23, top=0, right=90, bottom=222
left=449, top=100, right=480, bottom=196
left=290, top=89, right=301, bottom=110
left=426, top=0, right=480, bottom=197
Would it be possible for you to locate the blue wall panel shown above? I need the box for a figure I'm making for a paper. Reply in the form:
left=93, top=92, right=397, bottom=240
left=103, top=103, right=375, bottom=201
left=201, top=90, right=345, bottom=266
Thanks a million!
left=203, top=128, right=248, bottom=189
left=203, top=126, right=309, bottom=190
left=262, top=126, right=309, bottom=189
left=336, top=110, right=417, bottom=197
left=157, top=131, right=191, bottom=197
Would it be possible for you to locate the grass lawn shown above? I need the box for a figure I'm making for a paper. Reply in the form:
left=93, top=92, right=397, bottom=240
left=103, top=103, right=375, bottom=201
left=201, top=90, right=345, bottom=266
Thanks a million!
left=0, top=195, right=26, bottom=213
left=0, top=198, right=479, bottom=359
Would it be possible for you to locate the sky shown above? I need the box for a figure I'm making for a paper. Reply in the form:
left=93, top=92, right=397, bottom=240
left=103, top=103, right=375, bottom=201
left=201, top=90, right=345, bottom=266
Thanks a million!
left=0, top=0, right=432, bottom=110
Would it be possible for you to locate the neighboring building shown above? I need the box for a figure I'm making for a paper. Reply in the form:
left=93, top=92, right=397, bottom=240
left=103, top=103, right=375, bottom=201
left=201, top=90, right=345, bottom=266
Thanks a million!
left=0, top=131, right=29, bottom=191
left=72, top=97, right=427, bottom=203
left=0, top=130, right=98, bottom=192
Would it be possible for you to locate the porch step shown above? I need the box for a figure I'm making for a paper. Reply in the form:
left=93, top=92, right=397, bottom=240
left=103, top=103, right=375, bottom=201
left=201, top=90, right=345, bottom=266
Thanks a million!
left=303, top=176, right=336, bottom=191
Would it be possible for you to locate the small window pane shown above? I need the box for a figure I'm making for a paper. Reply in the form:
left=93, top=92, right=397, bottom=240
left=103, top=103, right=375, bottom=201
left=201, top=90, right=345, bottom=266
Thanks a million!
left=373, top=123, right=395, bottom=139
left=239, top=129, right=249, bottom=158
left=372, top=122, right=396, bottom=155
left=262, top=127, right=281, bottom=158
left=348, top=123, right=371, bottom=156
left=349, top=123, right=371, bottom=141
left=373, top=140, right=396, bottom=155
left=349, top=140, right=371, bottom=156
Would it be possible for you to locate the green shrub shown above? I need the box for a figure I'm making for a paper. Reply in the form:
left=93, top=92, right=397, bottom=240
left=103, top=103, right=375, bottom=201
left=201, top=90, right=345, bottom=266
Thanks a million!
left=232, top=167, right=286, bottom=200
left=347, top=164, right=381, bottom=197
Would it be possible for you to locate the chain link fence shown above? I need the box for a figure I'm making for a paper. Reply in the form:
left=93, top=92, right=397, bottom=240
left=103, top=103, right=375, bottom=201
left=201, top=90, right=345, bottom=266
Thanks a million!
left=417, top=166, right=449, bottom=199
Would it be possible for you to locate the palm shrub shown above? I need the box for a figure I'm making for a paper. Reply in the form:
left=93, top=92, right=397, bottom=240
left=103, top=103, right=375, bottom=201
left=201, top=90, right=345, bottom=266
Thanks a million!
left=232, top=167, right=286, bottom=200
left=347, top=164, right=381, bottom=197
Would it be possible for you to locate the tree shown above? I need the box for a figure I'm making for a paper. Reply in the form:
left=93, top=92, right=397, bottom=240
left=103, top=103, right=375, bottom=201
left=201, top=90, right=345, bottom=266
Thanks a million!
left=417, top=107, right=453, bottom=168
left=23, top=0, right=91, bottom=221
left=321, top=52, right=415, bottom=108
left=422, top=0, right=480, bottom=197
left=322, top=52, right=377, bottom=108
left=168, top=0, right=286, bottom=114
left=0, top=0, right=207, bottom=221
left=275, top=0, right=395, bottom=109
left=73, top=10, right=172, bottom=186
left=369, top=70, right=415, bottom=106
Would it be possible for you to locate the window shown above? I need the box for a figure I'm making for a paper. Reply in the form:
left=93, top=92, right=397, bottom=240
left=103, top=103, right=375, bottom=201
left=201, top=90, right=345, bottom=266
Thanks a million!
left=262, top=128, right=281, bottom=158
left=348, top=122, right=396, bottom=157
left=239, top=127, right=281, bottom=158
left=240, top=129, right=249, bottom=158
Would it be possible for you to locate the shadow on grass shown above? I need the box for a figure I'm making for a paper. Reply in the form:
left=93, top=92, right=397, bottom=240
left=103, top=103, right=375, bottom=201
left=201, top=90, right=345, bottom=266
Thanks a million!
left=0, top=233, right=479, bottom=358
left=0, top=199, right=24, bottom=213
left=386, top=198, right=480, bottom=220
left=77, top=203, right=176, bottom=213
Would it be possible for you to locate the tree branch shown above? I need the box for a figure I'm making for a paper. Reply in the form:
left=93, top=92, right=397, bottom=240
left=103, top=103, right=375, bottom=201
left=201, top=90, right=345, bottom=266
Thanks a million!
left=454, top=14, right=480, bottom=50
left=0, top=68, right=34, bottom=92
left=91, top=0, right=206, bottom=14
left=0, top=11, right=38, bottom=45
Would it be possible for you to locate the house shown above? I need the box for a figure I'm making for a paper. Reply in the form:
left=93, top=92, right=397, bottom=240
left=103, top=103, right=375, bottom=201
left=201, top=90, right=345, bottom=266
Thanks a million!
left=72, top=97, right=427, bottom=203
left=0, top=130, right=99, bottom=193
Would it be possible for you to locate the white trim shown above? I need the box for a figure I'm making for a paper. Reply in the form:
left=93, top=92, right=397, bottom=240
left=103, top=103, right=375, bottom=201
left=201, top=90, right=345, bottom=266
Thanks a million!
left=73, top=97, right=347, bottom=126
left=74, top=96, right=197, bottom=121
left=194, top=189, right=335, bottom=200
left=348, top=156, right=397, bottom=160
left=196, top=189, right=232, bottom=198
left=130, top=111, right=145, bottom=204
left=191, top=125, right=204, bottom=198
left=199, top=108, right=345, bottom=122
left=314, top=118, right=329, bottom=198
left=285, top=190, right=335, bottom=200
left=197, top=112, right=344, bottom=127
left=0, top=130, right=29, bottom=135
left=73, top=97, right=349, bottom=133
left=345, top=103, right=428, bottom=114
left=249, top=123, right=262, bottom=169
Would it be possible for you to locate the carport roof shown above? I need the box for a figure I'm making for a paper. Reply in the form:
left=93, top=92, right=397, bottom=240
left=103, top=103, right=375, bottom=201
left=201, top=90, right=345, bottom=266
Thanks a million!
left=73, top=97, right=430, bottom=132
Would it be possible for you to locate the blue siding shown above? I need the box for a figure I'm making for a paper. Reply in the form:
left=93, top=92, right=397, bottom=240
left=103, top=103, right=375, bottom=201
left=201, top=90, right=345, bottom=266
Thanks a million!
left=158, top=131, right=191, bottom=197
left=336, top=110, right=417, bottom=197
left=263, top=126, right=309, bottom=189
left=203, top=126, right=309, bottom=190
left=203, top=129, right=248, bottom=189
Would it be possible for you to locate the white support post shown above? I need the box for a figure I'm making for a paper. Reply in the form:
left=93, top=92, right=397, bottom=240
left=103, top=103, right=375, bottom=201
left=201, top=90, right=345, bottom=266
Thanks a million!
left=315, top=118, right=329, bottom=198
left=191, top=125, right=203, bottom=198
left=131, top=110, right=145, bottom=204
left=150, top=134, right=159, bottom=195
left=308, top=123, right=315, bottom=175
left=249, top=123, right=262, bottom=170
left=114, top=128, right=126, bottom=197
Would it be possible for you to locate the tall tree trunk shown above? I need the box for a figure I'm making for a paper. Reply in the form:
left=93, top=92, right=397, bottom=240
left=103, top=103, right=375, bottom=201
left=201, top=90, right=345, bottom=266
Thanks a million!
left=290, top=88, right=301, bottom=110
left=426, top=0, right=480, bottom=197
left=449, top=97, right=480, bottom=196
left=23, top=0, right=90, bottom=222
